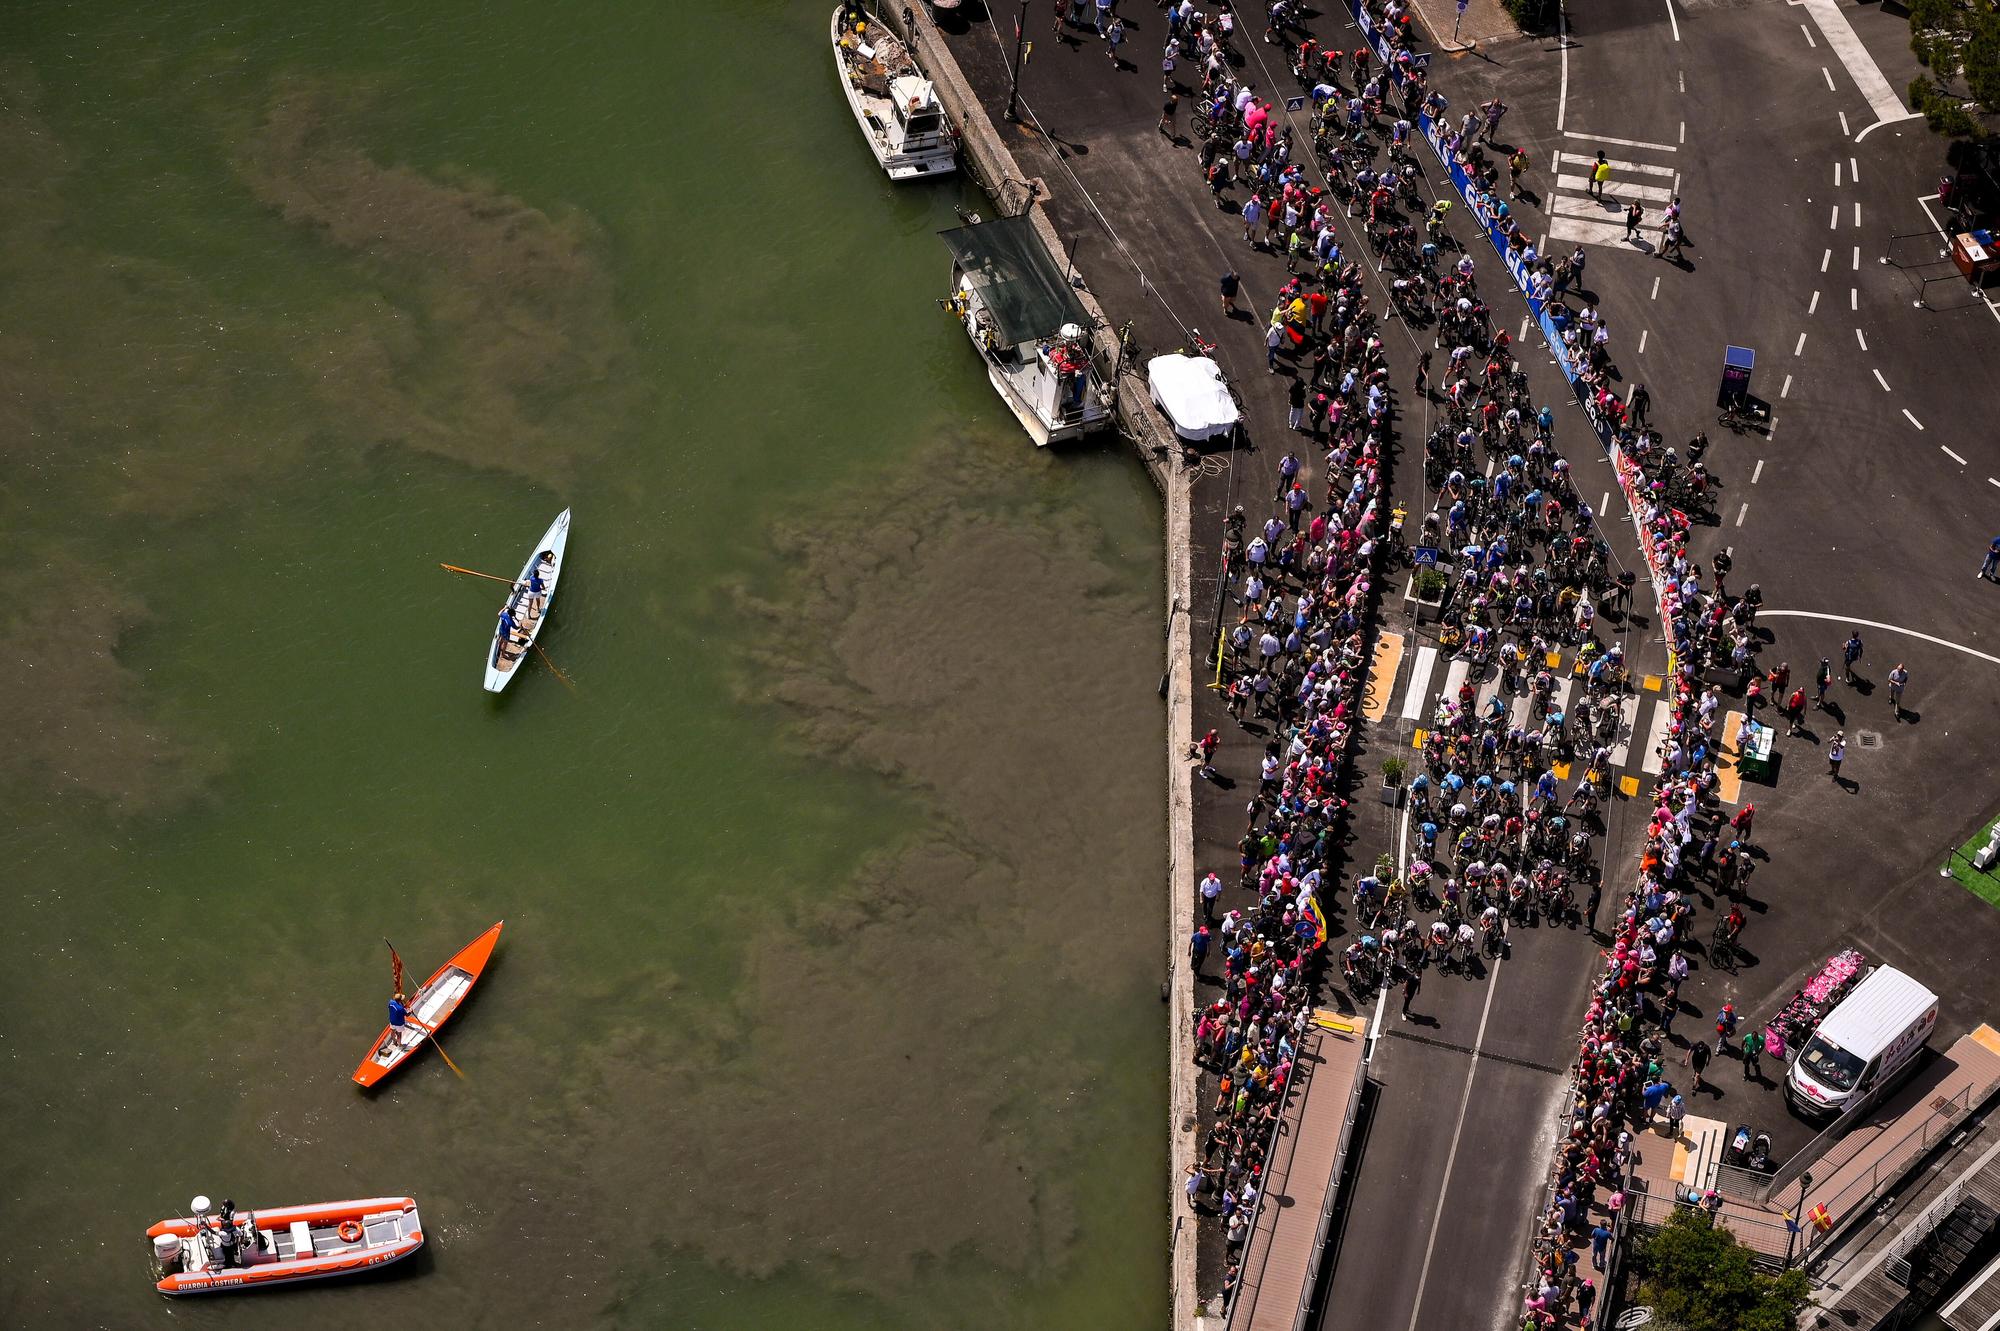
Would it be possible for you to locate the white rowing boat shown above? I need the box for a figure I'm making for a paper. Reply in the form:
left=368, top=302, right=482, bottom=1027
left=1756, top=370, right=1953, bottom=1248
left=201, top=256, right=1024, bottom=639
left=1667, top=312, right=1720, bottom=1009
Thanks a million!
left=832, top=5, right=957, bottom=181
left=483, top=509, right=570, bottom=693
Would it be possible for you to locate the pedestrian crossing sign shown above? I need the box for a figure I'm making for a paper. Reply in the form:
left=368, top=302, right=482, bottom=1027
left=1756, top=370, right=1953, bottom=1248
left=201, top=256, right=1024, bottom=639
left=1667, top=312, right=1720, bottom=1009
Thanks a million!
left=1412, top=545, right=1439, bottom=566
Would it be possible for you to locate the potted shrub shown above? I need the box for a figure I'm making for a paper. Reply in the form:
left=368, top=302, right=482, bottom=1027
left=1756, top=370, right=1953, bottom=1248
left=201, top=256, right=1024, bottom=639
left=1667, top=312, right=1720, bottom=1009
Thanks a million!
left=1379, top=756, right=1407, bottom=806
left=1408, top=566, right=1448, bottom=623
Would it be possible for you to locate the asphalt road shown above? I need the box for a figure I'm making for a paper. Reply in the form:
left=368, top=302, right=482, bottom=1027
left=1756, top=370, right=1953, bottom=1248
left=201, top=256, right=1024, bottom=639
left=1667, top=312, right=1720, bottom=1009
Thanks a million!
left=934, top=0, right=2000, bottom=1323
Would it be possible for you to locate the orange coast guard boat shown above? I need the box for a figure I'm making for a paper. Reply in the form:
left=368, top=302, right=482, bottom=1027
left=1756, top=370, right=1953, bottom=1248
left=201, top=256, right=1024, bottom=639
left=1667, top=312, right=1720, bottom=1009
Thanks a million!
left=352, top=921, right=503, bottom=1088
left=148, top=1196, right=421, bottom=1295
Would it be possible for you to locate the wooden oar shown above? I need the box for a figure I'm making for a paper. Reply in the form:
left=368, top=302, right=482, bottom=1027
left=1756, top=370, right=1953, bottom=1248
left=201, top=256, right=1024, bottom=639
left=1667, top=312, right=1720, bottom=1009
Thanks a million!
left=534, top=642, right=578, bottom=693
left=405, top=1016, right=465, bottom=1080
left=439, top=562, right=514, bottom=586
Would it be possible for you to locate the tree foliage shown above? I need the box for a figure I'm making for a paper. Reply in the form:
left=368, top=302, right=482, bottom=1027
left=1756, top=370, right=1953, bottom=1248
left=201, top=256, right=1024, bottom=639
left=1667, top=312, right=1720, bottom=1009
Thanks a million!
left=1632, top=1210, right=1811, bottom=1331
left=1909, top=0, right=2000, bottom=130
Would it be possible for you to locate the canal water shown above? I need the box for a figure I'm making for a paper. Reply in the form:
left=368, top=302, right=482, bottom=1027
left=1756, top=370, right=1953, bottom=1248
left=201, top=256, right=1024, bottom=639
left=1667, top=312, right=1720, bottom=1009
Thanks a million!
left=0, top=2, right=1168, bottom=1326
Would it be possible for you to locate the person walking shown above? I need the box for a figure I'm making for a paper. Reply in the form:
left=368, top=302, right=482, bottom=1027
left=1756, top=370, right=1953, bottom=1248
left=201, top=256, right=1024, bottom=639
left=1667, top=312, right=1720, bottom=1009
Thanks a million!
left=1585, top=879, right=1603, bottom=933
left=1828, top=730, right=1847, bottom=778
left=1982, top=534, right=2000, bottom=580
left=1266, top=318, right=1284, bottom=373
left=1401, top=965, right=1421, bottom=1019
left=1508, top=146, right=1530, bottom=199
left=1241, top=193, right=1264, bottom=246
left=1190, top=925, right=1211, bottom=973
left=1842, top=630, right=1865, bottom=683
left=1287, top=376, right=1307, bottom=431
left=1786, top=686, right=1807, bottom=735
left=1160, top=91, right=1179, bottom=136
left=1686, top=1036, right=1711, bottom=1091
left=1814, top=657, right=1834, bottom=709
left=1888, top=662, right=1909, bottom=715
left=1629, top=382, right=1651, bottom=427
left=1414, top=349, right=1431, bottom=397
left=1201, top=870, right=1224, bottom=922
left=1624, top=200, right=1643, bottom=241
left=1105, top=15, right=1125, bottom=62
left=1589, top=150, right=1611, bottom=201
left=1741, top=1029, right=1761, bottom=1081
left=1220, top=268, right=1240, bottom=317
left=1590, top=1221, right=1612, bottom=1271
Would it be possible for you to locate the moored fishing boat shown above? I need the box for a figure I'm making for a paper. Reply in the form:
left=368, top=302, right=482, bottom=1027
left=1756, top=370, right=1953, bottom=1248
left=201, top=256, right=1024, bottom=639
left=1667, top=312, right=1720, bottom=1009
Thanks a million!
left=353, top=921, right=504, bottom=1088
left=147, top=1195, right=422, bottom=1295
left=484, top=509, right=569, bottom=693
left=832, top=4, right=957, bottom=180
left=939, top=213, right=1112, bottom=447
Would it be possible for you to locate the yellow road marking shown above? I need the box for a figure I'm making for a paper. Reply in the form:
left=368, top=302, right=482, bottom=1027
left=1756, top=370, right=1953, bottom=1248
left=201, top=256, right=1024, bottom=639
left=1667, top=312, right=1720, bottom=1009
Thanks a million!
left=1643, top=674, right=1664, bottom=692
left=1972, top=1024, right=2000, bottom=1058
left=1363, top=632, right=1406, bottom=722
left=1312, top=1011, right=1360, bottom=1033
left=1619, top=775, right=1640, bottom=798
left=1552, top=761, right=1572, bottom=780
left=1715, top=711, right=1745, bottom=805
left=1545, top=650, right=1564, bottom=669
left=1413, top=728, right=1427, bottom=749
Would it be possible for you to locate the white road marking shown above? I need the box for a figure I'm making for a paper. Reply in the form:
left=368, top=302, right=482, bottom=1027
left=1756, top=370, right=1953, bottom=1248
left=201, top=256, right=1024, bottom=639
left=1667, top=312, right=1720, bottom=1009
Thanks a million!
left=1402, top=953, right=1505, bottom=1331
left=1801, top=21, right=1817, bottom=46
left=1551, top=676, right=1573, bottom=718
left=1798, top=0, right=1920, bottom=128
left=1558, top=3, right=1569, bottom=131
left=1752, top=458, right=1765, bottom=483
left=1768, top=414, right=1780, bottom=441
left=1781, top=374, right=1793, bottom=398
left=1830, top=205, right=1839, bottom=230
left=1795, top=332, right=1808, bottom=355
left=1736, top=502, right=1749, bottom=527
left=1942, top=445, right=1967, bottom=464
left=1758, top=610, right=2000, bottom=667
left=1440, top=657, right=1471, bottom=708
left=1850, top=156, right=1860, bottom=182
left=1855, top=200, right=1862, bottom=227
left=1852, top=245, right=1860, bottom=270
left=1679, top=69, right=1685, bottom=94
left=1401, top=644, right=1438, bottom=720
left=1821, top=248, right=1832, bottom=273
left=1808, top=290, right=1820, bottom=315
left=1486, top=458, right=1497, bottom=477
left=1600, top=490, right=1611, bottom=514
left=1608, top=693, right=1641, bottom=767
left=1638, top=329, right=1648, bottom=353
left=1679, top=120, right=1686, bottom=144
left=1562, top=130, right=1678, bottom=153
left=1839, top=110, right=1850, bottom=136
left=1822, top=66, right=1837, bottom=92
left=1665, top=0, right=1680, bottom=39
left=1651, top=275, right=1661, bottom=300
left=1873, top=367, right=1889, bottom=391
left=1851, top=288, right=1859, bottom=311
left=1834, top=162, right=1842, bottom=187
left=1554, top=173, right=1678, bottom=202
left=1557, top=151, right=1677, bottom=177
left=1520, top=315, right=1531, bottom=341
left=1640, top=699, right=1674, bottom=774
left=1992, top=478, right=2000, bottom=489
left=1547, top=215, right=1643, bottom=247
left=1856, top=328, right=1868, bottom=350
left=1904, top=409, right=1924, bottom=430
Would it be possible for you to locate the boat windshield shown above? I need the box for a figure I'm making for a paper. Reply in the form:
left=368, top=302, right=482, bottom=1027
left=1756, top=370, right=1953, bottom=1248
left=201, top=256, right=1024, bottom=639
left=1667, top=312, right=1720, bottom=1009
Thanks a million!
left=1798, top=1034, right=1865, bottom=1092
left=905, top=112, right=940, bottom=135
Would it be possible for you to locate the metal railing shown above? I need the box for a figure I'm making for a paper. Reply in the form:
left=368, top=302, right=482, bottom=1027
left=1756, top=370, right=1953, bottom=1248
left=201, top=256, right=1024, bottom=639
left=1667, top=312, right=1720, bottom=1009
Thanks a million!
left=1224, top=1031, right=1326, bottom=1328
left=1795, top=1083, right=1980, bottom=1263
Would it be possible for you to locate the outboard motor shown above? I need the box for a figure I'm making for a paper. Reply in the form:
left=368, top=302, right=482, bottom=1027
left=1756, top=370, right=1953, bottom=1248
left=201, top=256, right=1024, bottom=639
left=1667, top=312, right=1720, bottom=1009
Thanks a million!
left=152, top=1234, right=183, bottom=1270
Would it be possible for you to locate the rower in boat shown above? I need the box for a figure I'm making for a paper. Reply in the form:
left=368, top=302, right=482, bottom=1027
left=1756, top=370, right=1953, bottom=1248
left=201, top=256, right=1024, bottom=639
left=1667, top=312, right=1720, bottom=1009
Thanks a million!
left=387, top=991, right=430, bottom=1048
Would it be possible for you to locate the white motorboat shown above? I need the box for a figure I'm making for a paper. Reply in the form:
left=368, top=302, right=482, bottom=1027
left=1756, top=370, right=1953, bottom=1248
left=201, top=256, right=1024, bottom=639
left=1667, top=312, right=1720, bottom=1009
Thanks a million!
left=484, top=509, right=570, bottom=693
left=940, top=214, right=1112, bottom=447
left=832, top=5, right=957, bottom=181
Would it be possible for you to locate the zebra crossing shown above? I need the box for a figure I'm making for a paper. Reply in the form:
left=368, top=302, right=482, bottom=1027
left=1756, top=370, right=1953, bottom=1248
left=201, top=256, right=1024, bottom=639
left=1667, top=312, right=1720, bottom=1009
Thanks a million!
left=1367, top=633, right=1715, bottom=793
left=1546, top=146, right=1681, bottom=250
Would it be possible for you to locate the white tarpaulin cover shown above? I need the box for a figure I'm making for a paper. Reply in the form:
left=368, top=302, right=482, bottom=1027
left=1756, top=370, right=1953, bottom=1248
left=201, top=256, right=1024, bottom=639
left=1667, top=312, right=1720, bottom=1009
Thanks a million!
left=1146, top=354, right=1239, bottom=442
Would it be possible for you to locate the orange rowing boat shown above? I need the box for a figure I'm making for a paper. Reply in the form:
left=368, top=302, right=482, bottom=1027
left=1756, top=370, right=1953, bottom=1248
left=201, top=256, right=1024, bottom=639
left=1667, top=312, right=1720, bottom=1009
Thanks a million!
left=352, top=921, right=503, bottom=1088
left=147, top=1196, right=421, bottom=1295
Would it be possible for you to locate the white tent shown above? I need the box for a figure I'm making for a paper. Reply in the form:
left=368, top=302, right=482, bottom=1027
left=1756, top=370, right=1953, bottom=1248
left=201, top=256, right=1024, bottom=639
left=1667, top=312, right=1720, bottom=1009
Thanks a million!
left=1146, top=354, right=1239, bottom=443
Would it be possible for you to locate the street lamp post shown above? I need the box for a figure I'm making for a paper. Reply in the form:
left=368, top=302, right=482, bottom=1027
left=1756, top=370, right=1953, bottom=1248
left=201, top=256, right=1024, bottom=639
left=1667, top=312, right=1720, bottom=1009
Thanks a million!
left=1005, top=0, right=1029, bottom=123
left=1784, top=1171, right=1814, bottom=1268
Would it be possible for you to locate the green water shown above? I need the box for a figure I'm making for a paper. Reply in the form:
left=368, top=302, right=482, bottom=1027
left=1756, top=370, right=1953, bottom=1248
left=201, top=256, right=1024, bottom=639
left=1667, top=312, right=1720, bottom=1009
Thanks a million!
left=0, top=3, right=1168, bottom=1326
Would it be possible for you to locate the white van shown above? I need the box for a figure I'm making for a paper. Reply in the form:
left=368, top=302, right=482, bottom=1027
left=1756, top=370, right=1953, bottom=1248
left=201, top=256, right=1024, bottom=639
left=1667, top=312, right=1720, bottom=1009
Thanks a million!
left=1787, top=966, right=1939, bottom=1122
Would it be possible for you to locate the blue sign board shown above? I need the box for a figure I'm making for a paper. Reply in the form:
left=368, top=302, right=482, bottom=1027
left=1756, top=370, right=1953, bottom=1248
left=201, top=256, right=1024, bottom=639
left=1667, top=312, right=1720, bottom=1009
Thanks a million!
left=1412, top=546, right=1440, bottom=567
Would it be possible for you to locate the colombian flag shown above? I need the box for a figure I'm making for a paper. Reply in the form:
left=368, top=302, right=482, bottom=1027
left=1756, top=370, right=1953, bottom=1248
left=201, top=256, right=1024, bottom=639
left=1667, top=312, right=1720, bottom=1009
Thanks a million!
left=1302, top=895, right=1328, bottom=949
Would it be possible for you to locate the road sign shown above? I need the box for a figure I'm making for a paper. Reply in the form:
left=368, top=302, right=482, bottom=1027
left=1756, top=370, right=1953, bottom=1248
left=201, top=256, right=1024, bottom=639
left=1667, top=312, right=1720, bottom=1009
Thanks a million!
left=1408, top=52, right=1432, bottom=69
left=1718, top=344, right=1755, bottom=408
left=1458, top=0, right=1469, bottom=11
left=1412, top=545, right=1440, bottom=566
left=1285, top=95, right=1306, bottom=113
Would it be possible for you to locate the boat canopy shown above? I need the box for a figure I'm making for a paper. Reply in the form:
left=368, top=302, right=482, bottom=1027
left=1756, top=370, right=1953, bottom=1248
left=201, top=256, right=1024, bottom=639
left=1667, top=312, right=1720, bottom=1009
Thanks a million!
left=939, top=214, right=1091, bottom=348
left=1147, top=354, right=1239, bottom=442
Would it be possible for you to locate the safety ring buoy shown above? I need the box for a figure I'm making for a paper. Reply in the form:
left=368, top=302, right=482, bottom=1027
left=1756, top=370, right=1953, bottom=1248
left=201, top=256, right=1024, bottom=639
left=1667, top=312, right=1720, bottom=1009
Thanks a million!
left=337, top=1219, right=363, bottom=1244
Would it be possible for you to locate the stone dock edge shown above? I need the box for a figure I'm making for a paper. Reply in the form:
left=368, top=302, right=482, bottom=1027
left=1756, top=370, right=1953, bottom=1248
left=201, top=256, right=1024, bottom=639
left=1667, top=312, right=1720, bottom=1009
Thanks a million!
left=881, top=7, right=1202, bottom=1327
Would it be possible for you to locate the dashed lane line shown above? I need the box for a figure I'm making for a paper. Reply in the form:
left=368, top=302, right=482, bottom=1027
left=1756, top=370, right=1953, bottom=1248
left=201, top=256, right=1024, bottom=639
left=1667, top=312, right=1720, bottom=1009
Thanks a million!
left=1781, top=374, right=1793, bottom=398
left=1905, top=409, right=1925, bottom=430
left=1822, top=66, right=1837, bottom=92
left=1855, top=328, right=1868, bottom=350
left=1795, top=332, right=1808, bottom=355
left=1873, top=367, right=1889, bottom=390
left=1801, top=21, right=1817, bottom=46
left=1942, top=445, right=1967, bottom=464
left=1808, top=290, right=1821, bottom=315
left=1752, top=458, right=1765, bottom=483
left=1736, top=502, right=1749, bottom=527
